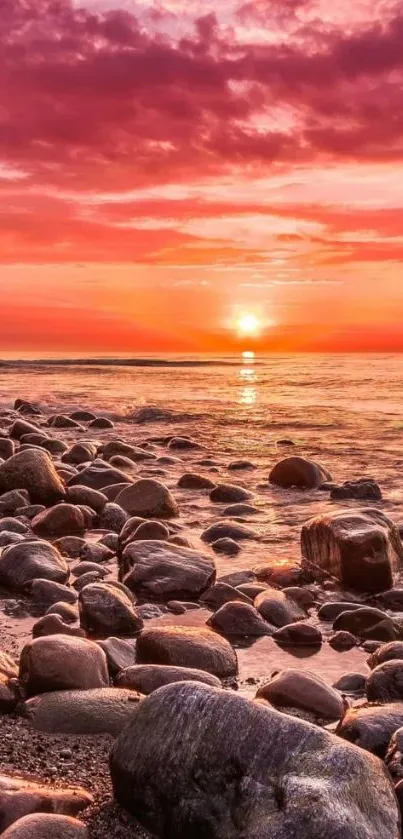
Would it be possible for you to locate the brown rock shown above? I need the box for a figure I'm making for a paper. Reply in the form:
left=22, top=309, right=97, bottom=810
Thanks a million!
left=0, top=450, right=65, bottom=505
left=19, top=635, right=109, bottom=696
left=136, top=626, right=237, bottom=679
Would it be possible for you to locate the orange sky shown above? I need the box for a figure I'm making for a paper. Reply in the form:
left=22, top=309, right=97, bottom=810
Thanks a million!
left=1, top=0, right=403, bottom=352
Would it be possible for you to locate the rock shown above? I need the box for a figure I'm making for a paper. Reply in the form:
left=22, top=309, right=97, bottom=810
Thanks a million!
left=9, top=419, right=43, bottom=440
left=32, top=614, right=85, bottom=639
left=0, top=541, right=69, bottom=590
left=74, top=561, right=108, bottom=578
left=272, top=622, right=322, bottom=646
left=178, top=473, right=216, bottom=490
left=210, top=484, right=253, bottom=503
left=221, top=503, right=260, bottom=516
left=88, top=417, right=114, bottom=429
left=70, top=410, right=96, bottom=422
left=257, top=669, right=344, bottom=719
left=228, top=460, right=255, bottom=470
left=79, top=582, right=143, bottom=637
left=97, top=637, right=137, bottom=676
left=329, top=631, right=357, bottom=650
left=0, top=450, right=65, bottom=505
left=1, top=814, right=88, bottom=839
left=236, top=583, right=267, bottom=599
left=207, top=602, right=273, bottom=638
left=66, top=485, right=107, bottom=512
left=361, top=618, right=400, bottom=642
left=32, top=504, right=87, bottom=538
left=53, top=536, right=86, bottom=558
left=128, top=520, right=170, bottom=542
left=168, top=436, right=202, bottom=450
left=19, top=635, right=109, bottom=696
left=24, top=688, right=142, bottom=736
left=317, top=601, right=363, bottom=621
left=333, top=673, right=367, bottom=693
left=42, top=438, right=69, bottom=457
left=0, top=439, right=14, bottom=459
left=62, top=443, right=97, bottom=465
left=138, top=603, right=165, bottom=619
left=337, top=703, right=403, bottom=757
left=46, top=601, right=78, bottom=622
left=15, top=505, right=45, bottom=520
left=109, top=455, right=138, bottom=474
left=116, top=664, right=221, bottom=694
left=14, top=399, right=41, bottom=414
left=301, top=508, right=403, bottom=592
left=331, top=479, right=382, bottom=501
left=254, top=588, right=305, bottom=627
left=0, top=674, right=17, bottom=712
left=368, top=641, right=403, bottom=669
left=0, top=650, right=18, bottom=679
left=116, top=479, right=178, bottom=519
left=218, top=570, right=256, bottom=587
left=377, top=589, right=403, bottom=610
left=0, top=532, right=24, bottom=548
left=110, top=681, right=398, bottom=839
left=366, top=660, right=403, bottom=701
left=28, top=579, right=77, bottom=610
left=0, top=489, right=30, bottom=516
left=68, top=461, right=133, bottom=490
left=103, top=483, right=131, bottom=501
left=48, top=414, right=83, bottom=429
left=97, top=502, right=128, bottom=532
left=121, top=541, right=216, bottom=601
left=0, top=775, right=92, bottom=832
left=200, top=582, right=252, bottom=610
left=333, top=607, right=392, bottom=635
left=201, top=520, right=257, bottom=544
left=100, top=532, right=119, bottom=551
left=136, top=627, right=237, bottom=679
left=269, top=456, right=331, bottom=489
left=282, top=586, right=315, bottom=610
left=0, top=517, right=28, bottom=534
left=211, top=537, right=240, bottom=556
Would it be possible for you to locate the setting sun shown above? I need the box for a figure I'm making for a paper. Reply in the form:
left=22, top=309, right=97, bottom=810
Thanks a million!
left=237, top=313, right=261, bottom=337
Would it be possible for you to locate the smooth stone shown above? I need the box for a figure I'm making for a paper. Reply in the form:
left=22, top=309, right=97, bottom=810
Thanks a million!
left=62, top=443, right=97, bottom=465
left=168, top=436, right=202, bottom=450
left=255, top=565, right=307, bottom=588
left=200, top=582, right=252, bottom=610
left=228, top=460, right=255, bottom=470
left=28, top=579, right=77, bottom=610
left=46, top=601, right=79, bottom=623
left=0, top=776, right=92, bottom=832
left=19, top=635, right=109, bottom=696
left=68, top=462, right=133, bottom=490
left=328, top=631, right=357, bottom=650
left=48, top=414, right=83, bottom=429
left=116, top=479, right=178, bottom=519
left=97, top=637, right=137, bottom=676
left=368, top=641, right=403, bottom=669
left=0, top=449, right=65, bottom=505
left=110, top=682, right=398, bottom=839
left=0, top=489, right=30, bottom=516
left=210, top=484, right=253, bottom=503
left=273, top=622, right=322, bottom=646
left=201, top=520, right=257, bottom=543
left=254, top=588, right=305, bottom=627
left=121, top=541, right=216, bottom=601
left=88, top=417, right=114, bottom=429
left=78, top=541, right=114, bottom=564
left=9, top=419, right=43, bottom=440
left=257, top=669, right=344, bottom=719
left=177, top=473, right=216, bottom=490
left=32, top=614, right=85, bottom=639
left=366, top=660, right=403, bottom=701
left=136, top=627, right=237, bottom=679
left=218, top=570, right=256, bottom=587
left=282, top=586, right=315, bottom=610
left=269, top=456, right=331, bottom=489
left=377, top=589, right=403, bottom=610
left=0, top=532, right=25, bottom=548
left=318, top=601, right=363, bottom=621
left=99, top=532, right=119, bottom=551
left=333, top=607, right=392, bottom=635
left=221, top=503, right=260, bottom=516
left=0, top=439, right=15, bottom=459
left=102, top=482, right=131, bottom=501
left=32, top=504, right=87, bottom=538
left=0, top=541, right=69, bottom=590
left=97, top=502, right=128, bottom=532
left=337, top=703, right=403, bottom=757
left=66, top=485, right=107, bottom=512
left=207, top=602, right=273, bottom=638
left=331, top=479, right=382, bottom=501
left=53, top=536, right=87, bottom=558
left=0, top=518, right=28, bottom=535
left=127, top=520, right=169, bottom=542
left=70, top=410, right=97, bottom=422
left=79, top=582, right=143, bottom=637
left=116, top=664, right=221, bottom=693
left=333, top=673, right=367, bottom=693
left=301, top=508, right=403, bottom=593
left=24, top=688, right=142, bottom=735
left=15, top=505, right=45, bottom=520
left=211, top=537, right=240, bottom=556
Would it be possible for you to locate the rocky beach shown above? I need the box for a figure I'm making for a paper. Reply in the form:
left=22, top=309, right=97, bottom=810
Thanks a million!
left=0, top=355, right=403, bottom=838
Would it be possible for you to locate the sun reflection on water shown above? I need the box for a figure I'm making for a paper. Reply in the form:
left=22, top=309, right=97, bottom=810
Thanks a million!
left=239, top=351, right=257, bottom=405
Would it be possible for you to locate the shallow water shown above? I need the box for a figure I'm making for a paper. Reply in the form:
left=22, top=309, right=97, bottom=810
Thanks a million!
left=0, top=352, right=402, bottom=687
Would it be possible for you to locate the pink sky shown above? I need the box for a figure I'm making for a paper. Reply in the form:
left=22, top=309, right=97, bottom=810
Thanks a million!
left=1, top=0, right=403, bottom=351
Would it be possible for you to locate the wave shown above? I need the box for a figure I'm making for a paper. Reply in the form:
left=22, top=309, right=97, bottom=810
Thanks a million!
left=0, top=357, right=246, bottom=369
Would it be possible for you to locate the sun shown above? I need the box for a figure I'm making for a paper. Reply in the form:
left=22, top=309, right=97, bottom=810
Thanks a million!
left=237, top=312, right=261, bottom=336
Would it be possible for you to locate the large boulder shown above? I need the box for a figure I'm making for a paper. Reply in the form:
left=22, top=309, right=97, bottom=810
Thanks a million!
left=24, top=688, right=142, bottom=736
left=254, top=588, right=305, bottom=627
left=32, top=504, right=87, bottom=538
left=115, top=479, right=178, bottom=518
left=78, top=582, right=143, bottom=637
left=110, top=682, right=399, bottom=839
left=0, top=541, right=69, bottom=590
left=19, top=635, right=109, bottom=696
left=257, top=669, right=344, bottom=720
left=269, top=456, right=331, bottom=489
left=301, top=508, right=403, bottom=592
left=121, top=541, right=215, bottom=601
left=116, top=664, right=221, bottom=694
left=337, top=703, right=403, bottom=757
left=0, top=450, right=65, bottom=505
left=136, top=627, right=237, bottom=679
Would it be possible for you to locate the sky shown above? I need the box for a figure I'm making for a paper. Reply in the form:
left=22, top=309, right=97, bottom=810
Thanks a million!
left=1, top=0, right=403, bottom=352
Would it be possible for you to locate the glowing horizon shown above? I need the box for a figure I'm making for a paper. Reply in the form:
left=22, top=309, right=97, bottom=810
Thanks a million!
left=1, top=1, right=403, bottom=352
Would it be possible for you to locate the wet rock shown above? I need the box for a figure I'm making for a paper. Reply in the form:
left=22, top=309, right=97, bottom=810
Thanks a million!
left=97, top=637, right=137, bottom=677
left=78, top=541, right=114, bottom=564
left=282, top=586, right=315, bottom=610
left=117, top=664, right=221, bottom=693
left=79, top=582, right=143, bottom=637
left=136, top=627, right=237, bottom=679
left=331, top=479, right=382, bottom=501
left=66, top=485, right=107, bottom=512
left=137, top=603, right=165, bottom=619
left=168, top=436, right=202, bottom=451
left=0, top=775, right=92, bottom=832
left=9, top=419, right=43, bottom=440
left=109, top=455, right=138, bottom=474
left=333, top=673, right=367, bottom=693
left=32, top=614, right=85, bottom=639
left=128, top=520, right=170, bottom=542
left=301, top=508, right=403, bottom=593
left=0, top=531, right=24, bottom=548
left=211, top=537, right=240, bottom=556
left=68, top=461, right=133, bottom=490
left=48, top=414, right=83, bottom=429
left=62, top=443, right=97, bottom=465
left=329, top=631, right=357, bottom=650
left=317, top=601, right=363, bottom=621
left=269, top=456, right=331, bottom=489
left=361, top=618, right=400, bottom=642
left=257, top=669, right=344, bottom=719
left=19, top=635, right=109, bottom=696
left=46, top=601, right=79, bottom=623
left=200, top=582, right=252, bottom=610
left=15, top=505, right=45, bottom=519
left=333, top=607, right=392, bottom=635
left=272, top=622, right=322, bottom=646
left=24, top=688, right=142, bottom=736
left=73, top=561, right=108, bottom=578
left=28, top=579, right=77, bottom=610
left=254, top=565, right=306, bottom=588
left=368, top=641, right=403, bottom=669
left=110, top=681, right=398, bottom=839
left=255, top=588, right=305, bottom=627
left=0, top=518, right=29, bottom=535
left=116, top=479, right=178, bottom=519
left=207, top=602, right=273, bottom=638
left=0, top=489, right=30, bottom=516
left=0, top=673, right=17, bottom=712
left=363, top=640, right=381, bottom=653
left=177, top=473, right=216, bottom=490
left=42, top=439, right=69, bottom=457
left=168, top=534, right=190, bottom=548
left=377, top=589, right=403, bottom=611
left=0, top=439, right=14, bottom=459
left=218, top=570, right=256, bottom=587
left=210, top=484, right=253, bottom=503
left=53, top=536, right=86, bottom=558
left=73, top=571, right=104, bottom=590
left=228, top=460, right=255, bottom=470
left=32, top=504, right=87, bottom=538
left=70, top=410, right=96, bottom=422
left=97, top=502, right=128, bottom=532
left=0, top=541, right=69, bottom=590
left=0, top=450, right=65, bottom=505
left=236, top=583, right=267, bottom=599
left=122, top=541, right=215, bottom=601
left=221, top=503, right=259, bottom=517
left=100, top=532, right=119, bottom=551
left=201, top=520, right=257, bottom=543
left=337, top=703, right=403, bottom=757
left=366, top=660, right=403, bottom=701
left=88, top=417, right=114, bottom=429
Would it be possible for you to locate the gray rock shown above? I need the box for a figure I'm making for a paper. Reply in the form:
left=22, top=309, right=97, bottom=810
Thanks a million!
left=211, top=537, right=240, bottom=556
left=331, top=479, right=382, bottom=501
left=0, top=541, right=69, bottom=590
left=66, top=485, right=107, bottom=512
left=28, top=579, right=77, bottom=610
left=333, top=673, right=367, bottom=693
left=177, top=473, right=216, bottom=490
left=200, top=582, right=252, bottom=610
left=318, top=601, right=363, bottom=621
left=97, top=502, right=128, bottom=532
left=121, top=541, right=215, bottom=601
left=68, top=461, right=133, bottom=490
left=368, top=641, right=403, bottom=669
left=45, top=601, right=79, bottom=623
left=328, top=631, right=357, bottom=650
left=110, top=682, right=398, bottom=839
left=32, top=614, right=85, bottom=639
left=97, top=637, right=137, bottom=676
